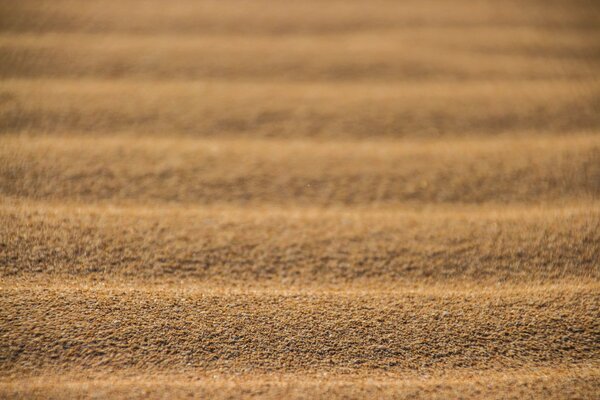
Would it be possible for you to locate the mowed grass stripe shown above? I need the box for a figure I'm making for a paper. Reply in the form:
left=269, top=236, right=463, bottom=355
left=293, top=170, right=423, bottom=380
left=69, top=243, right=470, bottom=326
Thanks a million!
left=2, top=201, right=598, bottom=284
left=1, top=32, right=597, bottom=81
left=1, top=0, right=596, bottom=34
left=1, top=286, right=598, bottom=373
left=1, top=367, right=599, bottom=400
left=1, top=134, right=598, bottom=205
left=2, top=79, right=598, bottom=138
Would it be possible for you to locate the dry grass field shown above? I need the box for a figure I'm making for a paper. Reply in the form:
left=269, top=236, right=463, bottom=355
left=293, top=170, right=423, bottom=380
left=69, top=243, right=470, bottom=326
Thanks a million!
left=1, top=0, right=599, bottom=398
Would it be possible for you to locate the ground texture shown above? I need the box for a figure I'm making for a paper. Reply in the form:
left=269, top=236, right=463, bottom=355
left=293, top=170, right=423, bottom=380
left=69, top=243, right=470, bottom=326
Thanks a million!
left=1, top=0, right=599, bottom=398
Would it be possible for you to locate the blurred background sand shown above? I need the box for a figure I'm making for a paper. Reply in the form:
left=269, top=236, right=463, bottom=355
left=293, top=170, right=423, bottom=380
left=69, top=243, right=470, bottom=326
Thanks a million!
left=1, top=1, right=599, bottom=398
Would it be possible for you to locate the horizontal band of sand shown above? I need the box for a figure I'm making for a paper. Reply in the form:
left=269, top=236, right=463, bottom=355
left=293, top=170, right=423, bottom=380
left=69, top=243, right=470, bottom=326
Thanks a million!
left=2, top=200, right=598, bottom=284
left=2, top=79, right=598, bottom=138
left=1, top=284, right=598, bottom=373
left=1, top=134, right=598, bottom=205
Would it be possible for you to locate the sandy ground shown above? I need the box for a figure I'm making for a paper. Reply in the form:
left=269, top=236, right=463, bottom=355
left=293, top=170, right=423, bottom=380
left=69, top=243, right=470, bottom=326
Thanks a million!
left=1, top=0, right=599, bottom=398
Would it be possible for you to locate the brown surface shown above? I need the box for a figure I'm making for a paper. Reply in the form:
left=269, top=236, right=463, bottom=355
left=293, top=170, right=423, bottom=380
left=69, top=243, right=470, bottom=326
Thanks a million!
left=2, top=135, right=599, bottom=205
left=2, top=367, right=599, bottom=400
left=2, top=202, right=599, bottom=284
left=2, top=283, right=599, bottom=373
left=3, top=80, right=599, bottom=138
left=1, top=0, right=600, bottom=398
